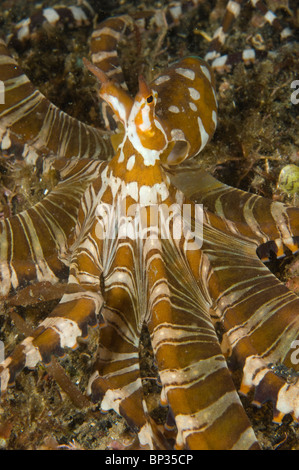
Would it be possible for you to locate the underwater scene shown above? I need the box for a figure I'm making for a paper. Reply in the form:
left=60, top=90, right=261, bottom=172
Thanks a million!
left=0, top=0, right=298, bottom=450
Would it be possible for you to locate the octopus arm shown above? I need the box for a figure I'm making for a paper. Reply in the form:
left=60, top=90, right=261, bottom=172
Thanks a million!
left=147, top=236, right=260, bottom=449
left=0, top=158, right=105, bottom=298
left=0, top=40, right=114, bottom=164
left=168, top=166, right=299, bottom=259
left=201, top=216, right=299, bottom=422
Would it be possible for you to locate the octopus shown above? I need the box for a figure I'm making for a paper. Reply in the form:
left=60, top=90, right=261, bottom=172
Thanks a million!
left=0, top=0, right=298, bottom=450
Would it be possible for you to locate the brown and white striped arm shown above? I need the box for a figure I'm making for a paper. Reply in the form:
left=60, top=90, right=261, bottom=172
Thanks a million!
left=87, top=191, right=260, bottom=449
left=0, top=39, right=114, bottom=164
left=0, top=158, right=106, bottom=299
left=167, top=167, right=299, bottom=424
left=169, top=166, right=299, bottom=260
left=0, top=158, right=107, bottom=397
left=88, top=231, right=157, bottom=448
left=0, top=4, right=297, bottom=450
left=201, top=210, right=299, bottom=423
left=148, top=231, right=260, bottom=449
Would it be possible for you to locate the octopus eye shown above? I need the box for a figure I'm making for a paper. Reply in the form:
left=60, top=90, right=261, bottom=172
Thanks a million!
left=146, top=95, right=154, bottom=104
